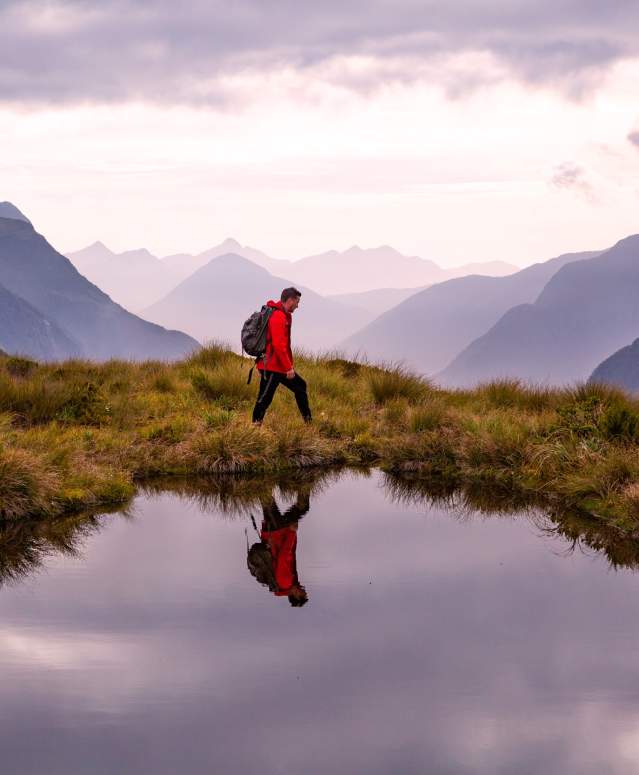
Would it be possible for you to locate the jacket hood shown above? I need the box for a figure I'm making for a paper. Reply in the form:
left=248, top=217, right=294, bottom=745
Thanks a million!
left=267, top=299, right=289, bottom=315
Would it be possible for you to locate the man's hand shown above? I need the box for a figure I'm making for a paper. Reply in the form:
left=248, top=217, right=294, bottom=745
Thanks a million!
left=286, top=369, right=295, bottom=380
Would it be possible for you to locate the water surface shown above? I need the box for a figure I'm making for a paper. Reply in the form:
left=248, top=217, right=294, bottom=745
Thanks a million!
left=2, top=469, right=639, bottom=774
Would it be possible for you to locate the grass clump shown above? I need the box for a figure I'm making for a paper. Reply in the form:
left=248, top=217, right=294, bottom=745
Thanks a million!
left=5, top=356, right=38, bottom=378
left=190, top=366, right=252, bottom=409
left=0, top=447, right=58, bottom=520
left=598, top=398, right=639, bottom=442
left=369, top=366, right=430, bottom=405
left=476, top=379, right=558, bottom=413
left=325, top=358, right=361, bottom=379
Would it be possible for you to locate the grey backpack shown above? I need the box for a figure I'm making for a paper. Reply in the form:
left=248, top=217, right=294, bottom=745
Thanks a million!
left=241, top=305, right=276, bottom=383
left=247, top=541, right=277, bottom=592
left=241, top=305, right=274, bottom=358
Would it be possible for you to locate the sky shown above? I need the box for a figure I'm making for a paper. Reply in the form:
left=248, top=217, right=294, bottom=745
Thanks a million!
left=1, top=0, right=639, bottom=267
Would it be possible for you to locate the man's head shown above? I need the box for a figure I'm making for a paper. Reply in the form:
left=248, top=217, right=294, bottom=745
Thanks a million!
left=281, top=287, right=302, bottom=314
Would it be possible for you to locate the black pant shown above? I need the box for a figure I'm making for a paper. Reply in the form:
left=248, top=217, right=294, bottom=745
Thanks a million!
left=261, top=490, right=311, bottom=531
left=252, top=370, right=311, bottom=423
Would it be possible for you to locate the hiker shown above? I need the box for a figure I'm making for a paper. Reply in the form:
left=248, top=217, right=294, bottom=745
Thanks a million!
left=247, top=486, right=310, bottom=607
left=251, top=287, right=312, bottom=425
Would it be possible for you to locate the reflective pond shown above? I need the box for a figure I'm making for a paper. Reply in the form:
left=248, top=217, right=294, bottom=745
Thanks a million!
left=2, top=468, right=639, bottom=774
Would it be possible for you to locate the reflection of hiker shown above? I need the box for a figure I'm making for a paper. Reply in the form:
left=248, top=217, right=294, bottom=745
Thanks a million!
left=247, top=488, right=310, bottom=607
left=251, top=288, right=312, bottom=425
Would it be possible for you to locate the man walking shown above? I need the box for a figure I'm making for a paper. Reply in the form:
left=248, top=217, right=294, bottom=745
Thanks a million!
left=252, top=287, right=312, bottom=425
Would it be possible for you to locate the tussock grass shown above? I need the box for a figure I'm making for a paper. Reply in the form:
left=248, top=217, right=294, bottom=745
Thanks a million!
left=0, top=447, right=58, bottom=520
left=369, top=365, right=431, bottom=405
left=476, top=379, right=560, bottom=413
left=3, top=345, right=639, bottom=533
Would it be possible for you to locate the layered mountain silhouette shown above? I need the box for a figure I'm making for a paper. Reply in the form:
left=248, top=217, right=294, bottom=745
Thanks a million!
left=0, top=207, right=197, bottom=361
left=67, top=241, right=180, bottom=310
left=0, top=283, right=80, bottom=360
left=162, top=238, right=282, bottom=284
left=71, top=236, right=518, bottom=305
left=590, top=340, right=639, bottom=393
left=439, top=236, right=639, bottom=387
left=142, top=253, right=372, bottom=350
left=341, top=249, right=600, bottom=374
left=261, top=246, right=516, bottom=296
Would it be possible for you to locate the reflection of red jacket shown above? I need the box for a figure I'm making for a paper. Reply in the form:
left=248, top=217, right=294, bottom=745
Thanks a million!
left=256, top=300, right=293, bottom=374
left=260, top=525, right=298, bottom=595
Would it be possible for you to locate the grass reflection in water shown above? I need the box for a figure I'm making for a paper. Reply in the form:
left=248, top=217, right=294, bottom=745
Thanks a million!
left=1, top=467, right=639, bottom=592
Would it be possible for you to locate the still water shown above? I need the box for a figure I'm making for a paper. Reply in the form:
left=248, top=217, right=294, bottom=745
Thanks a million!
left=2, top=469, right=639, bottom=774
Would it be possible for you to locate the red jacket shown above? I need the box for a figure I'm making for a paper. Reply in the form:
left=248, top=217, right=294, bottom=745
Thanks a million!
left=256, top=300, right=293, bottom=374
left=260, top=525, right=298, bottom=595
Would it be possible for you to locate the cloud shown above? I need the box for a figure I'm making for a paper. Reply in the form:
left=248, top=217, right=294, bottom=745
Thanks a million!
left=1, top=0, right=639, bottom=106
left=549, top=162, right=596, bottom=201
left=629, top=130, right=639, bottom=148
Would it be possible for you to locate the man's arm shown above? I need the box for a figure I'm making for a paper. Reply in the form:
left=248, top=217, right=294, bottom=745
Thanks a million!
left=270, top=312, right=293, bottom=373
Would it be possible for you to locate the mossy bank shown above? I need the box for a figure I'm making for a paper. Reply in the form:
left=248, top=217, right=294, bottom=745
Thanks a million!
left=2, top=345, right=639, bottom=534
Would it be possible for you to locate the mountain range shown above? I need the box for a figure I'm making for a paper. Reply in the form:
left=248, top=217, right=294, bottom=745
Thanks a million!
left=265, top=245, right=516, bottom=296
left=340, top=249, right=601, bottom=374
left=142, top=254, right=372, bottom=350
left=439, top=235, right=639, bottom=387
left=8, top=198, right=639, bottom=386
left=67, top=241, right=180, bottom=311
left=67, top=238, right=518, bottom=308
left=0, top=203, right=198, bottom=361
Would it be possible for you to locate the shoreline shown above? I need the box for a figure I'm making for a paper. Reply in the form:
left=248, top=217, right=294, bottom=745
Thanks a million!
left=1, top=346, right=639, bottom=535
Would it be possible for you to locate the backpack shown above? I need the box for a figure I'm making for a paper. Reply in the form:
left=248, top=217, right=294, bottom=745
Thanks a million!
left=247, top=541, right=277, bottom=592
left=241, top=305, right=277, bottom=384
left=241, top=305, right=274, bottom=358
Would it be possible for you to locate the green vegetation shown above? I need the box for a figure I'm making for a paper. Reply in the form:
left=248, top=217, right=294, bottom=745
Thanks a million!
left=2, top=346, right=639, bottom=534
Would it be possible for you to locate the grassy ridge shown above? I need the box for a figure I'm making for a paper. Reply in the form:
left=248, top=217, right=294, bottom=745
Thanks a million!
left=1, top=345, right=639, bottom=531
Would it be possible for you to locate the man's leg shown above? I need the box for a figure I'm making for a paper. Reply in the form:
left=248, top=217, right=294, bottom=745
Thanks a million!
left=252, top=371, right=282, bottom=423
left=281, top=373, right=312, bottom=422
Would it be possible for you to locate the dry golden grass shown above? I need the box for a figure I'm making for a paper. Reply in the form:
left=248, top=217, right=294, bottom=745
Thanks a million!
left=2, top=345, right=639, bottom=532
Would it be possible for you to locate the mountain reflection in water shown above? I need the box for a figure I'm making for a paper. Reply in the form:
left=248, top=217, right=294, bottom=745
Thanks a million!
left=1, top=468, right=639, bottom=775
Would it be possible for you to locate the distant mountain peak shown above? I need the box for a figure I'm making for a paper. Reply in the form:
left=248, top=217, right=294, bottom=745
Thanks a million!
left=206, top=252, right=269, bottom=274
left=121, top=247, right=156, bottom=259
left=220, top=237, right=241, bottom=249
left=0, top=202, right=31, bottom=224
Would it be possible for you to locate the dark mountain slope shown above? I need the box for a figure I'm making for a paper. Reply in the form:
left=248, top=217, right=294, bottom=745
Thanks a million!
left=439, top=235, right=639, bottom=387
left=341, top=249, right=600, bottom=374
left=0, top=216, right=198, bottom=360
left=589, top=339, right=639, bottom=393
left=0, top=202, right=31, bottom=223
left=0, top=283, right=81, bottom=360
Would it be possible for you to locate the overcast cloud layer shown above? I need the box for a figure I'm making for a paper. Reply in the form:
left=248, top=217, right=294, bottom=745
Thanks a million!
left=2, top=0, right=639, bottom=105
